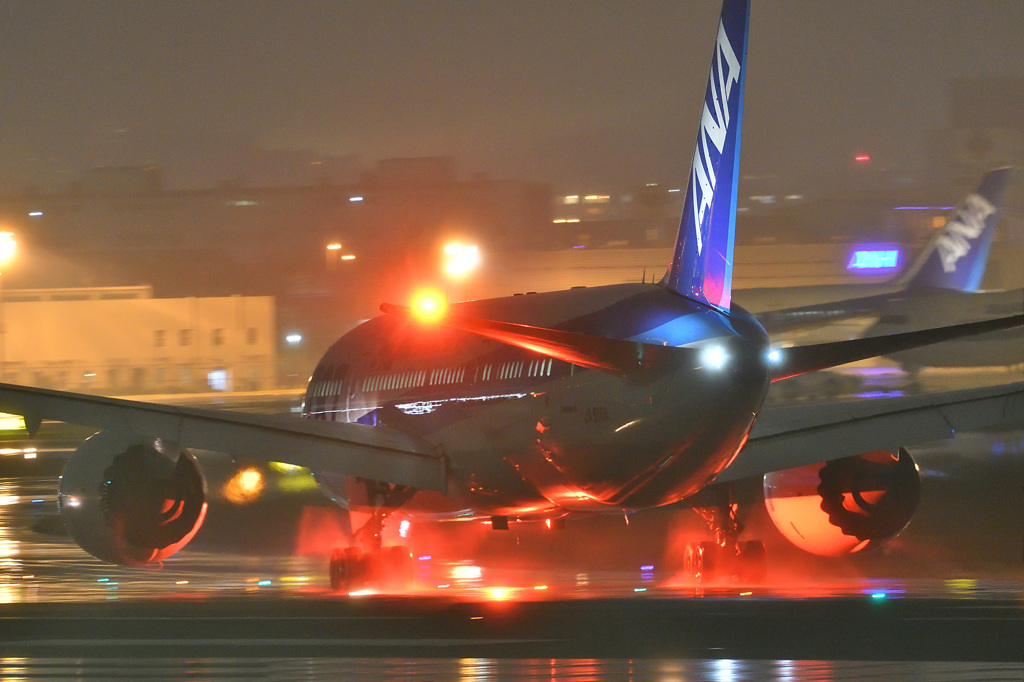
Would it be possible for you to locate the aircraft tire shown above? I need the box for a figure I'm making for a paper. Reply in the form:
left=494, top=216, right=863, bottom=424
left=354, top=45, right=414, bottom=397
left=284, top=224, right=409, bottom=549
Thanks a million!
left=697, top=541, right=718, bottom=582
left=329, top=546, right=364, bottom=592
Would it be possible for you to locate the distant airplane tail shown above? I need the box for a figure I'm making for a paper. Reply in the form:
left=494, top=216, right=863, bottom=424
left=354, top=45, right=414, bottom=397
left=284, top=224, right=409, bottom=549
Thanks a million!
left=899, top=167, right=1013, bottom=292
left=661, top=0, right=750, bottom=314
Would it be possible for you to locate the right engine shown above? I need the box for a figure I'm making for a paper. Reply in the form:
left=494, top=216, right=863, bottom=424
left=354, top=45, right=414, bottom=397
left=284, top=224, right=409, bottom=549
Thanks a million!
left=763, top=448, right=921, bottom=557
left=58, top=430, right=208, bottom=565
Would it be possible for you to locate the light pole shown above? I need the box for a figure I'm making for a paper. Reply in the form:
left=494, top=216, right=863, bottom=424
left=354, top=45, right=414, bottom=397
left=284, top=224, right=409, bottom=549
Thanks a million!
left=0, top=232, right=17, bottom=382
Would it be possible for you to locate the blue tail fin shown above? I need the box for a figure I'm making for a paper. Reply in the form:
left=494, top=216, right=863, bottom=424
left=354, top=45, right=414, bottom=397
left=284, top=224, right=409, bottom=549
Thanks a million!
left=661, top=0, right=751, bottom=313
left=899, top=168, right=1013, bottom=292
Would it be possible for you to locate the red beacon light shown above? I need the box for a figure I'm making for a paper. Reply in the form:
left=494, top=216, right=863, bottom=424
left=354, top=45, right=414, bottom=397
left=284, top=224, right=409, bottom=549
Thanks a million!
left=409, top=287, right=448, bottom=323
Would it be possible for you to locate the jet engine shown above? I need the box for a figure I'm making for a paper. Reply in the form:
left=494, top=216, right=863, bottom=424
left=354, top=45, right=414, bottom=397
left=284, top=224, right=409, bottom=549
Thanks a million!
left=763, top=449, right=920, bottom=556
left=58, top=430, right=208, bottom=565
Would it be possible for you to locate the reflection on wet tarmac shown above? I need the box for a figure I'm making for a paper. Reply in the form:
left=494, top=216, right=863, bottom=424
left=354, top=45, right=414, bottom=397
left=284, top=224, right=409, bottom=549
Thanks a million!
left=2, top=473, right=1022, bottom=604
left=2, top=434, right=1024, bottom=680
left=0, top=658, right=1022, bottom=681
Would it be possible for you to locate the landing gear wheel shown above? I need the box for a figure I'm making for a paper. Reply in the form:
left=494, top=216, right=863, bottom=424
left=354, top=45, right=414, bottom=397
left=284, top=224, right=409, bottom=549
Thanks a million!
left=697, top=541, right=718, bottom=582
left=684, top=542, right=719, bottom=583
left=684, top=543, right=698, bottom=577
left=329, top=546, right=364, bottom=592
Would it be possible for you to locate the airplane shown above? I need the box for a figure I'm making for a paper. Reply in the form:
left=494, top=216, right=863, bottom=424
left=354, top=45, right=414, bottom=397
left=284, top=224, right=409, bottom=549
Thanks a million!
left=1, top=0, right=1023, bottom=590
left=747, top=167, right=1015, bottom=333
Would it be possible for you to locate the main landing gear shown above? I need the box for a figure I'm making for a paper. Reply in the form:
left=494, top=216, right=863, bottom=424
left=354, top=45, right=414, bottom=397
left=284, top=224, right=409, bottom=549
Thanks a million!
left=682, top=485, right=767, bottom=584
left=328, top=482, right=414, bottom=593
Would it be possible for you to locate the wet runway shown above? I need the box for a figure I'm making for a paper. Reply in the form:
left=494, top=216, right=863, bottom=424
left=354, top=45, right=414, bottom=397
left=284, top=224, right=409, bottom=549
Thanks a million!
left=1, top=378, right=1023, bottom=679
left=2, top=471, right=1023, bottom=679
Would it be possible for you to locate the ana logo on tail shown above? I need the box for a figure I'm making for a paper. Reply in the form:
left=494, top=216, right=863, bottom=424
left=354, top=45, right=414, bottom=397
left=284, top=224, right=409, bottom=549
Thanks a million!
left=937, top=193, right=996, bottom=273
left=690, top=20, right=742, bottom=255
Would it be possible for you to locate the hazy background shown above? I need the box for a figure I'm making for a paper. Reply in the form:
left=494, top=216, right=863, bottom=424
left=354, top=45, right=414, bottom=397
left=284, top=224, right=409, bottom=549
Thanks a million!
left=2, top=1, right=1021, bottom=193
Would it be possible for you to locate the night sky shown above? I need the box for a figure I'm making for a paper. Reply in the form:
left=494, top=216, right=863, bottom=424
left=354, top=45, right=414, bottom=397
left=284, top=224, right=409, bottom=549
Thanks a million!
left=1, top=1, right=1021, bottom=193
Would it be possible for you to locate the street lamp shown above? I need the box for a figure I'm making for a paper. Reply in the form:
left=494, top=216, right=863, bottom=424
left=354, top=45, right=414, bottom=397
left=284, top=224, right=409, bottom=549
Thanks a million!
left=326, top=242, right=355, bottom=270
left=0, top=232, right=17, bottom=382
left=442, top=242, right=480, bottom=279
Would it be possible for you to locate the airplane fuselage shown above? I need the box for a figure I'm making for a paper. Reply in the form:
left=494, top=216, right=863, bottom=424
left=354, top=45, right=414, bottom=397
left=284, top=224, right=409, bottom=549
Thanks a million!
left=303, top=283, right=772, bottom=519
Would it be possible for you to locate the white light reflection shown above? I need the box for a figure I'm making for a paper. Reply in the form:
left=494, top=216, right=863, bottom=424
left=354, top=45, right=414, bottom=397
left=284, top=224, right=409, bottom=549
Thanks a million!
left=713, top=658, right=737, bottom=681
left=701, top=344, right=728, bottom=370
left=395, top=393, right=528, bottom=416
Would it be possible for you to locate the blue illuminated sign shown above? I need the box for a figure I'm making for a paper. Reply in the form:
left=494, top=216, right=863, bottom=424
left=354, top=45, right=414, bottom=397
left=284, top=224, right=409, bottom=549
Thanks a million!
left=847, top=249, right=900, bottom=271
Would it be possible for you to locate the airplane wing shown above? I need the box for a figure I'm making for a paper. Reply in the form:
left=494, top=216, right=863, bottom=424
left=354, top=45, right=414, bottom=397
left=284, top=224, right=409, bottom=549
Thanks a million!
left=714, top=380, right=1024, bottom=483
left=0, top=383, right=447, bottom=493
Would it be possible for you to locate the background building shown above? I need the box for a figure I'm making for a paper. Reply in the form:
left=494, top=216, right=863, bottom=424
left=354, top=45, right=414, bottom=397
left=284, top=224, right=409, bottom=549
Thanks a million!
left=2, top=288, right=275, bottom=394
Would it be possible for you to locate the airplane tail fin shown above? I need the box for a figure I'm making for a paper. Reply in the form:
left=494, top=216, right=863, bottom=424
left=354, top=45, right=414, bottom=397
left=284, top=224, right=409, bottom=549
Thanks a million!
left=898, top=167, right=1013, bottom=292
left=661, top=0, right=751, bottom=314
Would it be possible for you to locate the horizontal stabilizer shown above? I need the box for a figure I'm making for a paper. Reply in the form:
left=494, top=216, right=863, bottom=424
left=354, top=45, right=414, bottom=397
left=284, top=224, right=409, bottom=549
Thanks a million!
left=380, top=303, right=688, bottom=376
left=770, top=313, right=1024, bottom=382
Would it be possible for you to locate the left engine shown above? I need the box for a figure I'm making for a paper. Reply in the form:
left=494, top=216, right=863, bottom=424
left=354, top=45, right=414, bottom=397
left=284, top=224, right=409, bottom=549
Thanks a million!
left=763, top=448, right=920, bottom=556
left=58, top=430, right=208, bottom=565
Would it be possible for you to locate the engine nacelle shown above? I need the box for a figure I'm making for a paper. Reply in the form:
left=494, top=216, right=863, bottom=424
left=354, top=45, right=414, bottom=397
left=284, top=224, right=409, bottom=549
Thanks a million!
left=763, top=449, right=920, bottom=556
left=58, top=430, right=208, bottom=565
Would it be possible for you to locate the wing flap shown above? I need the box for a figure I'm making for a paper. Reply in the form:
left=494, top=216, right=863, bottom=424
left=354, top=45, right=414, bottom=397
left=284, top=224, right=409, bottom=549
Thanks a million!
left=714, top=381, right=1024, bottom=483
left=0, top=383, right=446, bottom=492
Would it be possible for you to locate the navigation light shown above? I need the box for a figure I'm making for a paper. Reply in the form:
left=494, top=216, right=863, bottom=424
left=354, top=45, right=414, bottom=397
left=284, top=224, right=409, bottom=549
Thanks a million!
left=410, top=287, right=447, bottom=323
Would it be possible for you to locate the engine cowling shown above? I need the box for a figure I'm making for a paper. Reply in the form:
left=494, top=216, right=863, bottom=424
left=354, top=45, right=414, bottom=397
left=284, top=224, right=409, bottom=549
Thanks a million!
left=763, top=448, right=920, bottom=556
left=58, top=430, right=208, bottom=565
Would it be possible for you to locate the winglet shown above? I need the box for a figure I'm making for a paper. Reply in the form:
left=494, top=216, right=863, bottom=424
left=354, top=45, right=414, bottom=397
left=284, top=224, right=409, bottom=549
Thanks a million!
left=899, top=167, right=1013, bottom=292
left=662, top=0, right=751, bottom=313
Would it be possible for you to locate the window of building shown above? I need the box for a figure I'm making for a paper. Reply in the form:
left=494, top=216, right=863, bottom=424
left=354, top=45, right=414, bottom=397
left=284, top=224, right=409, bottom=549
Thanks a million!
left=212, top=328, right=225, bottom=346
left=247, top=328, right=258, bottom=345
left=154, top=330, right=166, bottom=348
left=208, top=369, right=229, bottom=392
left=179, top=329, right=192, bottom=346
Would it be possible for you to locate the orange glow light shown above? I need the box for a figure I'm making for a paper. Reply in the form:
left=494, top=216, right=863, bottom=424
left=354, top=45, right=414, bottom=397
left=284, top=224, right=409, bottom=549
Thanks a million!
left=443, top=242, right=480, bottom=278
left=222, top=467, right=264, bottom=504
left=486, top=587, right=512, bottom=601
left=410, top=288, right=447, bottom=323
